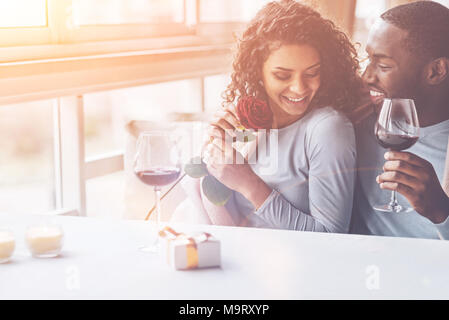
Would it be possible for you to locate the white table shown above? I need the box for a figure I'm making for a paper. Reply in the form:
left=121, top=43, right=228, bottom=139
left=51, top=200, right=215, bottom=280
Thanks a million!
left=1, top=213, right=449, bottom=299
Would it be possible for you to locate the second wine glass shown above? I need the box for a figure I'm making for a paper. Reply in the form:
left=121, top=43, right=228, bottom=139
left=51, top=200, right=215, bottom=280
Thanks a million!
left=374, top=98, right=420, bottom=213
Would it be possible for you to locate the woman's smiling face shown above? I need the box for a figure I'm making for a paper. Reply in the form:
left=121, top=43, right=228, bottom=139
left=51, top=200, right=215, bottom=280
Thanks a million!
left=262, top=43, right=321, bottom=127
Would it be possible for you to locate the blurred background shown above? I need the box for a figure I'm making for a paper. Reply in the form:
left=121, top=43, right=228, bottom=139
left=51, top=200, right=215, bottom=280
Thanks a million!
left=1, top=0, right=448, bottom=220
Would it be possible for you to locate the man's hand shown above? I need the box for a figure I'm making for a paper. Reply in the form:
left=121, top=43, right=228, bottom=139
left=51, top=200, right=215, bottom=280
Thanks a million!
left=377, top=151, right=449, bottom=224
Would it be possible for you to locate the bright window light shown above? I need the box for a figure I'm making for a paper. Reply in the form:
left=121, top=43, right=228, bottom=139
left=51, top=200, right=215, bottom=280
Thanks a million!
left=83, top=79, right=202, bottom=159
left=0, top=100, right=56, bottom=215
left=72, top=0, right=185, bottom=25
left=0, top=0, right=47, bottom=28
left=200, top=0, right=270, bottom=22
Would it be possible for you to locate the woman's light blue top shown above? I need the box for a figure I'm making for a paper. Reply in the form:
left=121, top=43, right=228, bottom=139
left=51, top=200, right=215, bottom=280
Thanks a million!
left=225, top=106, right=357, bottom=233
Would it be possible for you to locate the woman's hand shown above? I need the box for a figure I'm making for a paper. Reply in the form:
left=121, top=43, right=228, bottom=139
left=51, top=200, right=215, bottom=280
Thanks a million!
left=202, top=105, right=240, bottom=150
left=204, top=129, right=272, bottom=209
left=204, top=131, right=252, bottom=192
left=210, top=104, right=242, bottom=133
left=202, top=105, right=273, bottom=209
left=202, top=105, right=248, bottom=192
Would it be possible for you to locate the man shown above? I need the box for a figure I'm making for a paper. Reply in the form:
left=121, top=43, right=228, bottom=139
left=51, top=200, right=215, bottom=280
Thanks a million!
left=351, top=1, right=449, bottom=239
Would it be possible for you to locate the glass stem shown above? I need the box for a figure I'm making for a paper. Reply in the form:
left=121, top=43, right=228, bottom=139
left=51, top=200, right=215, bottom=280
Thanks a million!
left=154, top=186, right=162, bottom=232
left=389, top=190, right=399, bottom=211
left=138, top=187, right=162, bottom=253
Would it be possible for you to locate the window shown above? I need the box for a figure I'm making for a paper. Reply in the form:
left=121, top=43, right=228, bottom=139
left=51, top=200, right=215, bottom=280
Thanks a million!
left=83, top=79, right=202, bottom=159
left=68, top=0, right=194, bottom=43
left=0, top=0, right=246, bottom=218
left=82, top=75, right=231, bottom=218
left=199, top=0, right=270, bottom=22
left=83, top=79, right=206, bottom=218
left=204, top=73, right=231, bottom=112
left=0, top=0, right=267, bottom=58
left=72, top=0, right=185, bottom=25
left=352, top=0, right=387, bottom=52
left=0, top=0, right=47, bottom=28
left=0, top=100, right=56, bottom=214
left=0, top=0, right=50, bottom=47
left=0, top=0, right=194, bottom=47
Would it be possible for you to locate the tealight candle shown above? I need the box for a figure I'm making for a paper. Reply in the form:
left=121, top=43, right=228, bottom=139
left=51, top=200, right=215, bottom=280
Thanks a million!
left=26, top=224, right=64, bottom=258
left=0, top=229, right=15, bottom=263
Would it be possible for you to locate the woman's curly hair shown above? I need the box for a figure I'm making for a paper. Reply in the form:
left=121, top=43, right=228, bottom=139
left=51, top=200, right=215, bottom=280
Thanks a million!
left=223, top=0, right=364, bottom=114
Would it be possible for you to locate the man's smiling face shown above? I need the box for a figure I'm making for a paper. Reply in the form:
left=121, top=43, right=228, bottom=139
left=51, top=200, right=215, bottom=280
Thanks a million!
left=363, top=18, right=425, bottom=106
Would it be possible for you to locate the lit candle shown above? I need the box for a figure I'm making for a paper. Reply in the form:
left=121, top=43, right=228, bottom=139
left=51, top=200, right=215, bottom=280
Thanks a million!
left=26, top=224, right=64, bottom=258
left=0, top=229, right=15, bottom=263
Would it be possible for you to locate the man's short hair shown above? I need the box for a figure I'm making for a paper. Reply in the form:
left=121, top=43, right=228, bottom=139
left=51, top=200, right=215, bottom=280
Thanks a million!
left=381, top=1, right=449, bottom=59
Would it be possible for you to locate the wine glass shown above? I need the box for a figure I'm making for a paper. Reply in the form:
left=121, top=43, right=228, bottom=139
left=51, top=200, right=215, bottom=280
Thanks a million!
left=374, top=98, right=420, bottom=213
left=134, top=131, right=181, bottom=252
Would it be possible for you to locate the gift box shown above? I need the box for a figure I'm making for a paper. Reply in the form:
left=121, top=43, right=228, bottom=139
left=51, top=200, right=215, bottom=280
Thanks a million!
left=159, top=226, right=221, bottom=270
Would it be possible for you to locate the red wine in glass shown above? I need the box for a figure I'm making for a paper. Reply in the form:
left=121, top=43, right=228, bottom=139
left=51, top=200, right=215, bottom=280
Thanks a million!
left=373, top=98, right=419, bottom=213
left=135, top=167, right=181, bottom=187
left=375, top=130, right=419, bottom=151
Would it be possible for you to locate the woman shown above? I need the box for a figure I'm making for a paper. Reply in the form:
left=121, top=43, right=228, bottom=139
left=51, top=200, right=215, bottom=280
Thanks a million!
left=182, top=0, right=364, bottom=233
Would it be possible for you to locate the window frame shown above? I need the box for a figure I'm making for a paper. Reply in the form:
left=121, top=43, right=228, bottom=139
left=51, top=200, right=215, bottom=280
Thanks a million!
left=0, top=27, right=52, bottom=47
left=0, top=0, right=196, bottom=47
